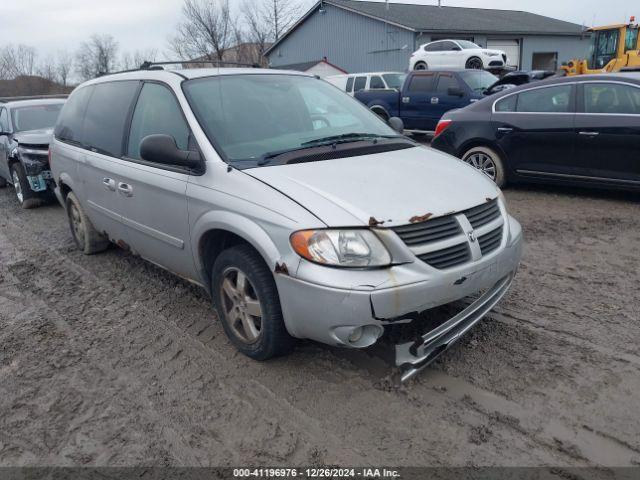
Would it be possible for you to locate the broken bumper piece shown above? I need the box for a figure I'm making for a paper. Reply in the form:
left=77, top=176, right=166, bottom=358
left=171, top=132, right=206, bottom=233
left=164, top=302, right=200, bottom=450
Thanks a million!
left=395, top=274, right=514, bottom=382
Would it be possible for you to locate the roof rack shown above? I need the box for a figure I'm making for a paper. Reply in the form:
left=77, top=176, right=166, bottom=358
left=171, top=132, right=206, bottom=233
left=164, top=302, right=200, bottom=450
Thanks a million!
left=139, top=60, right=262, bottom=70
left=0, top=94, right=68, bottom=103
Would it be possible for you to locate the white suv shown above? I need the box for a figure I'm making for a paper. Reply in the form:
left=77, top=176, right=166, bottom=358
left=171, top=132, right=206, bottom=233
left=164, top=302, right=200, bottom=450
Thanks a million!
left=410, top=39, right=507, bottom=71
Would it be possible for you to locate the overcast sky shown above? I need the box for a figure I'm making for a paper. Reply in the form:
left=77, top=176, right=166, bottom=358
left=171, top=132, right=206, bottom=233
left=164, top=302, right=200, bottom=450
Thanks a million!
left=2, top=0, right=633, bottom=60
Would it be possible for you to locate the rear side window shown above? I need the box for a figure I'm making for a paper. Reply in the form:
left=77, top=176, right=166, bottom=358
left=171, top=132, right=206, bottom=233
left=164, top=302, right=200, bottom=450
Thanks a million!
left=0, top=108, right=9, bottom=131
left=82, top=81, right=139, bottom=157
left=54, top=86, right=93, bottom=144
left=354, top=76, right=366, bottom=92
left=345, top=77, right=354, bottom=93
left=517, top=85, right=572, bottom=113
left=425, top=42, right=442, bottom=52
left=127, top=83, right=190, bottom=159
left=435, top=74, right=460, bottom=94
left=369, top=76, right=385, bottom=89
left=408, top=73, right=435, bottom=92
left=495, top=95, right=517, bottom=112
left=583, top=83, right=640, bottom=114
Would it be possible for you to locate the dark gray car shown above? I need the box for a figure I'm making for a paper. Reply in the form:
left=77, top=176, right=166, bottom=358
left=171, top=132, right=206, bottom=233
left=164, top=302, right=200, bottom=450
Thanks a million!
left=0, top=97, right=66, bottom=208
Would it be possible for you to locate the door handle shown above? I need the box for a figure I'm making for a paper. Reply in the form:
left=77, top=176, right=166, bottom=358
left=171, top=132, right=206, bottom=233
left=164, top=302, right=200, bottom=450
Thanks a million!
left=579, top=131, right=599, bottom=137
left=430, top=97, right=439, bottom=104
left=497, top=127, right=513, bottom=133
left=102, top=178, right=116, bottom=191
left=117, top=182, right=133, bottom=197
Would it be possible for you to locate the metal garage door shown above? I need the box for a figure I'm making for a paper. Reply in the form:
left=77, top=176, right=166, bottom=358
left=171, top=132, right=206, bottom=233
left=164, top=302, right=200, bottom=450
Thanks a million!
left=487, top=40, right=520, bottom=68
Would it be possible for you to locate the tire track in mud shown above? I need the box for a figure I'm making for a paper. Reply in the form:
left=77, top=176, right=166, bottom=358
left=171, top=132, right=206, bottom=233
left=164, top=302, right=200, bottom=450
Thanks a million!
left=2, top=187, right=640, bottom=467
left=1, top=242, right=356, bottom=465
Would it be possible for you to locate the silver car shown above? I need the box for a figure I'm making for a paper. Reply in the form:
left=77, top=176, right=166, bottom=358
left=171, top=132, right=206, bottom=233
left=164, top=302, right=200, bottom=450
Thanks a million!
left=50, top=67, right=522, bottom=381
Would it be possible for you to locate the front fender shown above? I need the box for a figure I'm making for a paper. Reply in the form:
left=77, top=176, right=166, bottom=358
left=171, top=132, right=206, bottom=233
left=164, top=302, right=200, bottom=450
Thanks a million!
left=190, top=210, right=299, bottom=284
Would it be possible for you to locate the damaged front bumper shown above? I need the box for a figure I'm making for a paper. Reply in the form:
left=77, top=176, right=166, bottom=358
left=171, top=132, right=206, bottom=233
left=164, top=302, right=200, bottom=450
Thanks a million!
left=17, top=146, right=53, bottom=193
left=275, top=214, right=523, bottom=382
left=395, top=273, right=514, bottom=382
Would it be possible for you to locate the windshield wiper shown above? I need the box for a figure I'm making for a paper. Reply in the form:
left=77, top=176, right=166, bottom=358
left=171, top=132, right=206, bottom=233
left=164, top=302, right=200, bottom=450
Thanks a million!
left=256, top=133, right=406, bottom=166
left=300, top=132, right=401, bottom=147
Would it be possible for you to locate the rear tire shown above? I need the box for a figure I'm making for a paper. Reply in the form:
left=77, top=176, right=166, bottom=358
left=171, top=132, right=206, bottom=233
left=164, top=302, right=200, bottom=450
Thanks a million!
left=465, top=57, right=484, bottom=70
left=413, top=61, right=428, bottom=71
left=10, top=163, right=39, bottom=209
left=65, top=191, right=110, bottom=254
left=212, top=244, right=294, bottom=361
left=462, top=146, right=506, bottom=187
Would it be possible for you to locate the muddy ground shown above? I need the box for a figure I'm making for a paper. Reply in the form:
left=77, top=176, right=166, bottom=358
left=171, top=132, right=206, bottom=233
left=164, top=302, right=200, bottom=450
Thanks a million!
left=0, top=182, right=639, bottom=468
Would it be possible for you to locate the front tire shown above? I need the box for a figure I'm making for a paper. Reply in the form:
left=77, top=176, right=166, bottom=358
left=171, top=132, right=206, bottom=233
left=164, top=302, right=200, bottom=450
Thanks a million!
left=212, top=244, right=294, bottom=360
left=413, top=61, right=428, bottom=71
left=10, top=163, right=39, bottom=209
left=462, top=146, right=506, bottom=187
left=465, top=57, right=484, bottom=70
left=65, top=191, right=110, bottom=254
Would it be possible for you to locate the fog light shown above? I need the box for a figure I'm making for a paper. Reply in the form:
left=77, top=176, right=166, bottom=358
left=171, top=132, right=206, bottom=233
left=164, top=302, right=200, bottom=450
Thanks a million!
left=348, top=327, right=363, bottom=343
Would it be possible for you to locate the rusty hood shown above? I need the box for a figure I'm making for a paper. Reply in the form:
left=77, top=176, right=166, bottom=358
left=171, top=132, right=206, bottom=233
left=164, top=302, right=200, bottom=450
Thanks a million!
left=244, top=145, right=500, bottom=227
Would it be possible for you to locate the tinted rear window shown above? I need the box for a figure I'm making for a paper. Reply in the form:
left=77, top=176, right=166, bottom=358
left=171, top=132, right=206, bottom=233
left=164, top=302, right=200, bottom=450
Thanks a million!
left=54, top=87, right=93, bottom=144
left=82, top=81, right=139, bottom=157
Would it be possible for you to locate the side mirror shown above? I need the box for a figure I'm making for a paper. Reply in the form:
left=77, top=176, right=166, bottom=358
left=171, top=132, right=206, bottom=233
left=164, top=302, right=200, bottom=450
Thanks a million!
left=388, top=117, right=404, bottom=134
left=448, top=87, right=465, bottom=97
left=140, top=134, right=201, bottom=169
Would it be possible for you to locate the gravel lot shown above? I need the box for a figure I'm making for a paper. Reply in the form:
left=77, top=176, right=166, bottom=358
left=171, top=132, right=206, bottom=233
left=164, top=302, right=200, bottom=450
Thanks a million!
left=0, top=181, right=639, bottom=468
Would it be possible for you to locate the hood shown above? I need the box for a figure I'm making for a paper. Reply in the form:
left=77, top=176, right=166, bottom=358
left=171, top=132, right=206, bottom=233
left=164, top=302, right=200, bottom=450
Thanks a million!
left=14, top=128, right=53, bottom=147
left=245, top=145, right=499, bottom=228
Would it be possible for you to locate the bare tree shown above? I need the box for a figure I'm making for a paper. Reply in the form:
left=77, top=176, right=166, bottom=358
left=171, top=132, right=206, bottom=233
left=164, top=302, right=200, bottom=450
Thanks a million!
left=0, top=44, right=38, bottom=79
left=262, top=0, right=302, bottom=41
left=75, top=34, right=119, bottom=80
left=241, top=1, right=270, bottom=63
left=120, top=48, right=158, bottom=70
left=38, top=55, right=57, bottom=82
left=169, top=0, right=235, bottom=62
left=56, top=50, right=74, bottom=87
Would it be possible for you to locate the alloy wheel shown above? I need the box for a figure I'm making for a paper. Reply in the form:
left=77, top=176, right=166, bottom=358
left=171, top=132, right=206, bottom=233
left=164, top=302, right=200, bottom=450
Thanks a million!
left=69, top=202, right=85, bottom=246
left=220, top=267, right=263, bottom=344
left=12, top=170, right=23, bottom=203
left=465, top=152, right=497, bottom=180
left=467, top=58, right=483, bottom=69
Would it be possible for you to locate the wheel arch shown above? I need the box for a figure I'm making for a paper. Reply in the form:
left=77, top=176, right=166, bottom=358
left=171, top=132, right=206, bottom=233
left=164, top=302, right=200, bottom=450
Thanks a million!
left=192, top=212, right=286, bottom=294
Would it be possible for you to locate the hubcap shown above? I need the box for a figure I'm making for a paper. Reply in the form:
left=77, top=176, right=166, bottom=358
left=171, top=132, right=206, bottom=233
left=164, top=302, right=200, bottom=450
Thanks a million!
left=220, top=267, right=263, bottom=344
left=465, top=152, right=497, bottom=181
left=69, top=203, right=85, bottom=246
left=12, top=171, right=23, bottom=203
left=468, top=59, right=483, bottom=69
left=415, top=63, right=427, bottom=70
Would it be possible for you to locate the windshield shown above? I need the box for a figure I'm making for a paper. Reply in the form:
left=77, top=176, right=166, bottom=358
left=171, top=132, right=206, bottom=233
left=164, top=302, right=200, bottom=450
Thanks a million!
left=382, top=73, right=406, bottom=89
left=458, top=70, right=498, bottom=92
left=457, top=40, right=481, bottom=50
left=183, top=74, right=399, bottom=164
left=588, top=29, right=619, bottom=69
left=11, top=103, right=63, bottom=132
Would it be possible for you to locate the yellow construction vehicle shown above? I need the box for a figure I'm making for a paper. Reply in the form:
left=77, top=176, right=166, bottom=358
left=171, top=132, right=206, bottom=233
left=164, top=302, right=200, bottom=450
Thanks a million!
left=562, top=17, right=639, bottom=75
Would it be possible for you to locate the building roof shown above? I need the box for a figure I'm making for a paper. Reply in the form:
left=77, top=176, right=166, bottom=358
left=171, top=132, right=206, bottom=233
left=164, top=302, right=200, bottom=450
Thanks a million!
left=274, top=59, right=348, bottom=73
left=266, top=0, right=587, bottom=55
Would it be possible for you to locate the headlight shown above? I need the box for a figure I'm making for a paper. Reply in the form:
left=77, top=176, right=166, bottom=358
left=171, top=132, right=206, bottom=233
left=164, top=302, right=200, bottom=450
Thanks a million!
left=290, top=229, right=391, bottom=268
left=484, top=52, right=499, bottom=57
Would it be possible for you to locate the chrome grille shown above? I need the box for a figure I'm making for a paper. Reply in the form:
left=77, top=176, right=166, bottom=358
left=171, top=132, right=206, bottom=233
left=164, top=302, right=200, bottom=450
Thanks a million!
left=392, top=216, right=461, bottom=246
left=417, top=243, right=470, bottom=270
left=391, top=198, right=504, bottom=270
left=478, top=226, right=503, bottom=255
left=464, top=200, right=501, bottom=229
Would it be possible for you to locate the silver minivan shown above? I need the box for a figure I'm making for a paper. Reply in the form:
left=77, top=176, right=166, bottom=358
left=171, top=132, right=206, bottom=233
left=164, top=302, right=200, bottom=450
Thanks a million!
left=51, top=67, right=522, bottom=381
